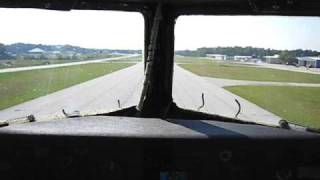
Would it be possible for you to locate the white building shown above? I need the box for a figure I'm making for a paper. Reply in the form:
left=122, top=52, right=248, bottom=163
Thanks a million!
left=234, top=56, right=252, bottom=61
left=27, top=48, right=46, bottom=59
left=46, top=51, right=61, bottom=59
left=28, top=48, right=45, bottom=54
left=264, top=54, right=281, bottom=64
left=206, top=54, right=227, bottom=60
left=297, top=57, right=320, bottom=68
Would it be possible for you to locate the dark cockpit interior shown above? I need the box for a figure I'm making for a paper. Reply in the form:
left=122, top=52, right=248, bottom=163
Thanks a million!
left=0, top=0, right=320, bottom=179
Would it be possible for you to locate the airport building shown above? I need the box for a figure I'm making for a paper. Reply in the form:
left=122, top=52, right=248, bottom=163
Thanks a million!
left=234, top=55, right=252, bottom=61
left=297, top=57, right=320, bottom=68
left=206, top=54, right=227, bottom=60
left=264, top=54, right=281, bottom=64
left=27, top=48, right=46, bottom=59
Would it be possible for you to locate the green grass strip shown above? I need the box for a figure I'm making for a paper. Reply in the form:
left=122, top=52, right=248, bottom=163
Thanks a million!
left=0, top=62, right=133, bottom=110
left=176, top=56, right=320, bottom=83
left=225, top=86, right=320, bottom=128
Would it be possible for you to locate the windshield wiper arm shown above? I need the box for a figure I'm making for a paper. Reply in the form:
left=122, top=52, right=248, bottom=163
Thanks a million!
left=62, top=109, right=81, bottom=118
left=0, top=115, right=36, bottom=128
left=279, top=119, right=320, bottom=134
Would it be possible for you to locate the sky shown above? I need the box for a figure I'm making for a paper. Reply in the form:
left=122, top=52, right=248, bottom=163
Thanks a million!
left=1, top=8, right=320, bottom=51
left=176, top=15, right=320, bottom=51
left=0, top=8, right=144, bottom=50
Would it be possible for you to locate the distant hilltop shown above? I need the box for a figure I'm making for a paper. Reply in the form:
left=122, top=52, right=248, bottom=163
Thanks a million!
left=0, top=42, right=142, bottom=60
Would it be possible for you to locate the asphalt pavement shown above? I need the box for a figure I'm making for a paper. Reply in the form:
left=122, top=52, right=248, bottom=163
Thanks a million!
left=0, top=63, right=281, bottom=126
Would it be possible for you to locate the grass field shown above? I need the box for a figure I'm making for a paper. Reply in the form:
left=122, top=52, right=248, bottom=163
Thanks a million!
left=0, top=60, right=69, bottom=69
left=176, top=56, right=320, bottom=83
left=175, top=56, right=213, bottom=64
left=0, top=62, right=133, bottom=110
left=225, top=86, right=320, bottom=128
left=108, top=55, right=142, bottom=63
left=0, top=54, right=121, bottom=69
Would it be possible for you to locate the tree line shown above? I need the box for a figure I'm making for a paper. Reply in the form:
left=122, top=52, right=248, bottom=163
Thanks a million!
left=0, top=42, right=142, bottom=60
left=176, top=46, right=320, bottom=58
left=0, top=43, right=8, bottom=59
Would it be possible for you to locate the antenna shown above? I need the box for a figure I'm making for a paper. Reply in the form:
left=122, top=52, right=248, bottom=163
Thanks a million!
left=235, top=99, right=241, bottom=118
left=197, top=93, right=205, bottom=111
left=117, top=99, right=121, bottom=109
left=62, top=109, right=81, bottom=118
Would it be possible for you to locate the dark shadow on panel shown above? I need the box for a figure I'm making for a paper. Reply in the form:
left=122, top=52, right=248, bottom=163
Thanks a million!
left=169, top=119, right=249, bottom=139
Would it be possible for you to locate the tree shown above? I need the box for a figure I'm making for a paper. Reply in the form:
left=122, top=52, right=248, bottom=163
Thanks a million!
left=279, top=51, right=298, bottom=65
left=0, top=43, right=7, bottom=59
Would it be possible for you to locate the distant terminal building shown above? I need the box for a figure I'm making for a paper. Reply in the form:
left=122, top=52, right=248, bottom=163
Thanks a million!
left=206, top=54, right=227, bottom=60
left=297, top=57, right=320, bottom=68
left=264, top=54, right=281, bottom=64
left=27, top=48, right=46, bottom=59
left=28, top=48, right=45, bottom=54
left=250, top=58, right=262, bottom=63
left=46, top=51, right=61, bottom=59
left=234, top=56, right=252, bottom=61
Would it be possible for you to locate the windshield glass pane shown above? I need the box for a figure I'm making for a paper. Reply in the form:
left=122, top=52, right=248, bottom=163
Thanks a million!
left=0, top=8, right=143, bottom=121
left=174, top=15, right=320, bottom=128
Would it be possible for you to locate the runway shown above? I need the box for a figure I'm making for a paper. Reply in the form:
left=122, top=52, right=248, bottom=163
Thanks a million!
left=0, top=63, right=281, bottom=126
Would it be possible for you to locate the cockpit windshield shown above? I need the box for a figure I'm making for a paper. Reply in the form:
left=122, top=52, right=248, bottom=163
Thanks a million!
left=0, top=8, right=144, bottom=121
left=173, top=15, right=320, bottom=129
left=1, top=9, right=320, bottom=131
